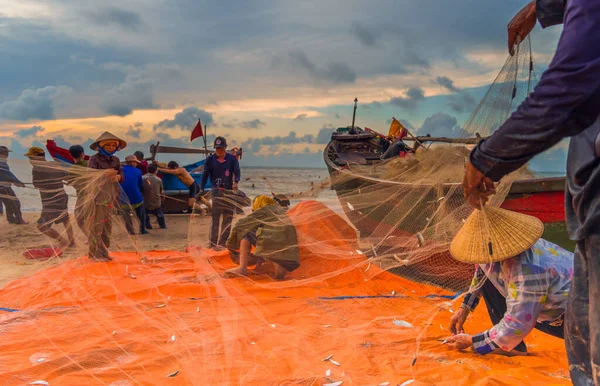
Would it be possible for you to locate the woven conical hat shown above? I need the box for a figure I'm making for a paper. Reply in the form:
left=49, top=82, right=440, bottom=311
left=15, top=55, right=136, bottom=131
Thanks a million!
left=90, top=131, right=127, bottom=151
left=450, top=206, right=544, bottom=264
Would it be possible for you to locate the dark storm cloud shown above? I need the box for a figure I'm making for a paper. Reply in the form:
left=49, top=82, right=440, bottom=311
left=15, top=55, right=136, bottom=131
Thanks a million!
left=389, top=87, right=425, bottom=110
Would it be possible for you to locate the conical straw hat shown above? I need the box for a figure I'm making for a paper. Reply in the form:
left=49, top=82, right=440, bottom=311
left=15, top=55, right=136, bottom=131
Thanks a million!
left=90, top=131, right=127, bottom=151
left=450, top=206, right=544, bottom=264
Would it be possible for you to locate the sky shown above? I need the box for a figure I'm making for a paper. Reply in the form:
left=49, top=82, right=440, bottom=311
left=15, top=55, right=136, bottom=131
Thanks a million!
left=0, top=0, right=566, bottom=170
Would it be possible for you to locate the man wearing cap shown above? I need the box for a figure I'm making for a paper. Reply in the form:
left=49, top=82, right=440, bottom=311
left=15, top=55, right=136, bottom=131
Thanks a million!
left=463, top=1, right=600, bottom=382
left=0, top=146, right=26, bottom=224
left=201, top=136, right=241, bottom=249
left=120, top=155, right=147, bottom=235
left=26, top=147, right=75, bottom=249
left=445, top=208, right=573, bottom=356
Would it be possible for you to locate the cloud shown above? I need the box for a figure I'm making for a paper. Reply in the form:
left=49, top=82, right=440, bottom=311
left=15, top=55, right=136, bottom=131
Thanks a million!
left=389, top=87, right=425, bottom=110
left=0, top=86, right=71, bottom=121
left=294, top=113, right=308, bottom=121
left=363, top=101, right=382, bottom=109
left=14, top=125, right=44, bottom=138
left=350, top=22, right=377, bottom=47
left=241, top=119, right=266, bottom=129
left=316, top=124, right=335, bottom=144
left=418, top=112, right=469, bottom=137
left=154, top=107, right=214, bottom=131
left=288, top=51, right=356, bottom=84
left=126, top=122, right=143, bottom=138
left=100, top=72, right=157, bottom=116
left=435, top=75, right=476, bottom=113
left=436, top=76, right=459, bottom=93
left=83, top=7, right=143, bottom=31
left=448, top=92, right=477, bottom=113
left=240, top=131, right=315, bottom=151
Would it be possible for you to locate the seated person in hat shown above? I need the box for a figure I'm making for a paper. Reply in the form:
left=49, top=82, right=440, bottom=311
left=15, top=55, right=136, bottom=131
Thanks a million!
left=87, top=132, right=125, bottom=262
left=26, top=147, right=75, bottom=249
left=225, top=195, right=300, bottom=280
left=445, top=207, right=573, bottom=355
left=120, top=155, right=147, bottom=235
left=155, top=161, right=200, bottom=211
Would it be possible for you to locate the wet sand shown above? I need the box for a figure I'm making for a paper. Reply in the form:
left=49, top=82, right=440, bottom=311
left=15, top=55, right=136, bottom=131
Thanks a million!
left=0, top=212, right=213, bottom=288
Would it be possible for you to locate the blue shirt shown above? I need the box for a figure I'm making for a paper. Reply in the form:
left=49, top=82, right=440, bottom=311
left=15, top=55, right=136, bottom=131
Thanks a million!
left=470, top=0, right=600, bottom=240
left=463, top=239, right=573, bottom=355
left=201, top=153, right=241, bottom=191
left=120, top=165, right=144, bottom=205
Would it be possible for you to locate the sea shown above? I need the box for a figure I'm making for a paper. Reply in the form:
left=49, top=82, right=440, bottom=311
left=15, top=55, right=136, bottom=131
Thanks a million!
left=5, top=165, right=342, bottom=213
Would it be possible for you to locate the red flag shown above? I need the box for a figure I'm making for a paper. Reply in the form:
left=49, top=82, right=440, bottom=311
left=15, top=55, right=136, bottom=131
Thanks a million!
left=191, top=119, right=203, bottom=142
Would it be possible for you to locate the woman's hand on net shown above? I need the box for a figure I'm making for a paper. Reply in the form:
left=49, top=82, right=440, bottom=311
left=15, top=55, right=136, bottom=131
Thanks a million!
left=507, top=0, right=537, bottom=55
left=462, top=160, right=495, bottom=208
left=449, top=307, right=469, bottom=334
left=445, top=333, right=473, bottom=351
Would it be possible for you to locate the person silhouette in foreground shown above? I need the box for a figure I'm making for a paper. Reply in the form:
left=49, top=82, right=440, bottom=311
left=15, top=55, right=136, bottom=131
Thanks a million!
left=463, top=1, right=600, bottom=383
left=0, top=146, right=26, bottom=224
left=225, top=195, right=299, bottom=280
left=26, top=147, right=74, bottom=250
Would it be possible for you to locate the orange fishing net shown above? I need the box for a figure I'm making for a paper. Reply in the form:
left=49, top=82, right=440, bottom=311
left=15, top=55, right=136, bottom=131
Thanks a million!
left=0, top=202, right=569, bottom=385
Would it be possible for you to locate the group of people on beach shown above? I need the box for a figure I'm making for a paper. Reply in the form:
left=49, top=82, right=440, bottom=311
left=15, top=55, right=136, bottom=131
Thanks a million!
left=1, top=131, right=300, bottom=279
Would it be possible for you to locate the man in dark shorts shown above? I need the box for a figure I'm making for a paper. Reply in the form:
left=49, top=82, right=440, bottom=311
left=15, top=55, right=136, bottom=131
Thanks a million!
left=26, top=147, right=74, bottom=249
left=156, top=161, right=200, bottom=211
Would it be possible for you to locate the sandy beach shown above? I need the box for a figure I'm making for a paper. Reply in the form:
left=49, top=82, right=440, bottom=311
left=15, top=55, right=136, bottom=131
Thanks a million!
left=0, top=211, right=213, bottom=288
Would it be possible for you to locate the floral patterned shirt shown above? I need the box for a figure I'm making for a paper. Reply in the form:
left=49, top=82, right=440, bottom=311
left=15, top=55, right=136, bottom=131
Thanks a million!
left=462, top=239, right=573, bottom=355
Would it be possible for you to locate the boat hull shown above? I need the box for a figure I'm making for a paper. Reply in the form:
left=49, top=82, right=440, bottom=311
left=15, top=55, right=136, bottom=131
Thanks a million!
left=324, top=139, right=571, bottom=290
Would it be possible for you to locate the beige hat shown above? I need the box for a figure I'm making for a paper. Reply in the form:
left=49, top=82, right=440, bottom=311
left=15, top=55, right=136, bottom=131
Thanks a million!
left=125, top=155, right=140, bottom=163
left=450, top=206, right=544, bottom=264
left=90, top=131, right=127, bottom=151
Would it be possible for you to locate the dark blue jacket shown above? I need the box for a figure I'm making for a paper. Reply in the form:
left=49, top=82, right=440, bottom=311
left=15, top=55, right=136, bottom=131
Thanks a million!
left=470, top=0, right=600, bottom=240
left=0, top=160, right=22, bottom=186
left=201, top=153, right=241, bottom=191
left=120, top=165, right=144, bottom=205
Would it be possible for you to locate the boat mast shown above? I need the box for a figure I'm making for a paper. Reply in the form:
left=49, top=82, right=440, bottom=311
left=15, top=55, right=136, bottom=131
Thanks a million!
left=351, top=98, right=358, bottom=130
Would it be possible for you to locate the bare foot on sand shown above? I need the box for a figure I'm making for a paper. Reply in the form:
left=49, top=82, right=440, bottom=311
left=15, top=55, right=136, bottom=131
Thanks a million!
left=224, top=267, right=247, bottom=277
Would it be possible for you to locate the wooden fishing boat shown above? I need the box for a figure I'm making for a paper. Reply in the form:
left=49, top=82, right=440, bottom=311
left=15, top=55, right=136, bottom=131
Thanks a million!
left=324, top=127, right=570, bottom=290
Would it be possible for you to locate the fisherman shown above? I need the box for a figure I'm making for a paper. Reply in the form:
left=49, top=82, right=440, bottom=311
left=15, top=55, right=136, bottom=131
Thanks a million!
left=143, top=164, right=166, bottom=229
left=201, top=136, right=241, bottom=249
left=26, top=147, right=75, bottom=249
left=225, top=195, right=299, bottom=280
left=463, top=1, right=600, bottom=382
left=134, top=151, right=149, bottom=175
left=68, top=145, right=89, bottom=235
left=381, top=118, right=411, bottom=160
left=156, top=161, right=200, bottom=211
left=0, top=146, right=26, bottom=224
left=88, top=132, right=125, bottom=262
left=445, top=207, right=572, bottom=355
left=120, top=155, right=147, bottom=235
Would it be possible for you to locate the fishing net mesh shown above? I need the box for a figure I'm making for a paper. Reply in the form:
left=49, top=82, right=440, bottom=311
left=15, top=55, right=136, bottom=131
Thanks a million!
left=0, top=36, right=570, bottom=385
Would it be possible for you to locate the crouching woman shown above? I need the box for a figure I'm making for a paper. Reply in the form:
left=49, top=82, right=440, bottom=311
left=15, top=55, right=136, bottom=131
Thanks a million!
left=445, top=207, right=573, bottom=355
left=225, top=195, right=300, bottom=280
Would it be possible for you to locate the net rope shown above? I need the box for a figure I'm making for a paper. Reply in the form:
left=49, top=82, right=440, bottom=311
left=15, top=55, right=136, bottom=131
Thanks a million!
left=0, top=36, right=571, bottom=385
